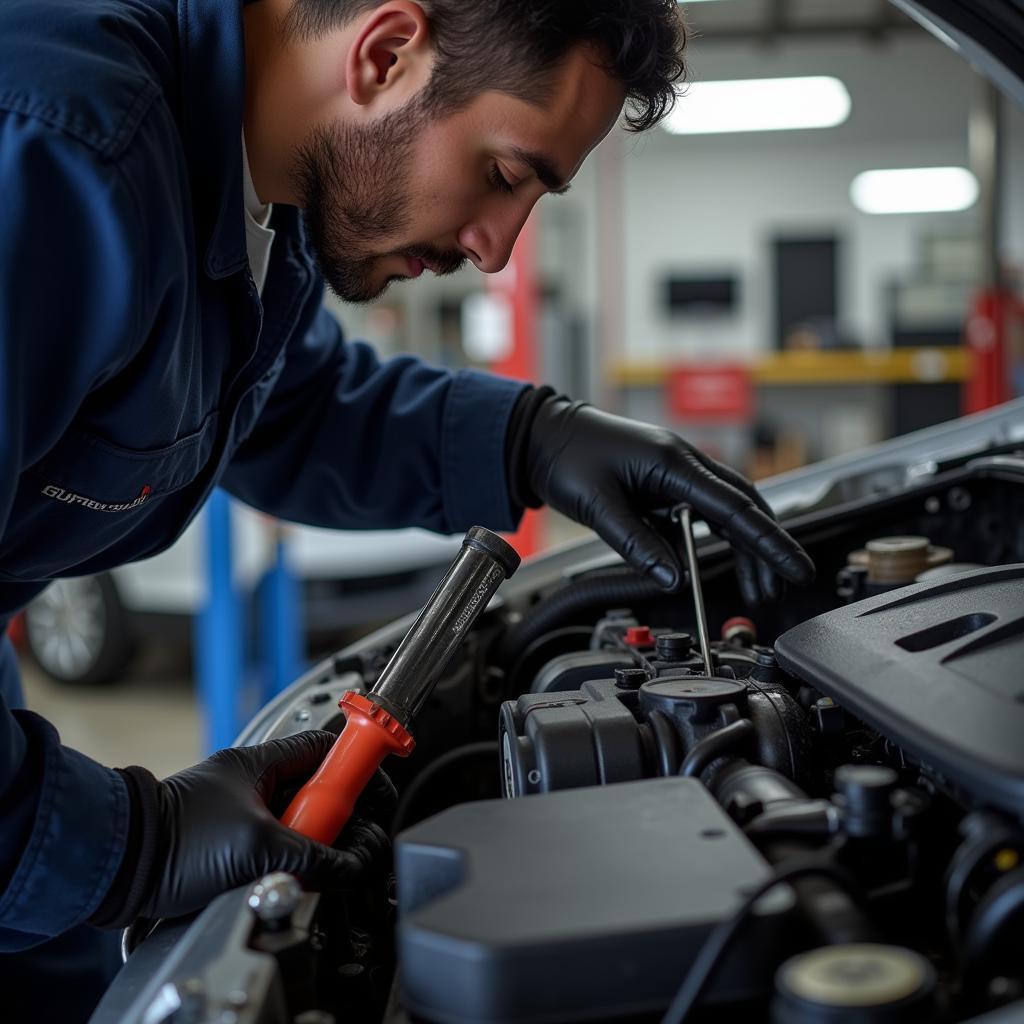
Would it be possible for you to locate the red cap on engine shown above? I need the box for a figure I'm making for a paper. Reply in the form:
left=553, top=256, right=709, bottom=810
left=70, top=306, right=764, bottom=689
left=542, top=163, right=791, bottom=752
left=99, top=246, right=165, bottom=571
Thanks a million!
left=722, top=616, right=757, bottom=643
left=625, top=626, right=654, bottom=647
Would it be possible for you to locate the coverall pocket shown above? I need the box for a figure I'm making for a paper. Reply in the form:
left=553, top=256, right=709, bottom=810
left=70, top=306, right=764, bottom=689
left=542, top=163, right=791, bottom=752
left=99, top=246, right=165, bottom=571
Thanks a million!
left=0, top=414, right=220, bottom=581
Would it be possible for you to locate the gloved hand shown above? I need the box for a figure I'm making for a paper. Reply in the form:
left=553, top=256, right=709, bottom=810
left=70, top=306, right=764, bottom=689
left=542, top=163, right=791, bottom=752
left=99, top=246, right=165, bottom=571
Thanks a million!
left=89, top=731, right=394, bottom=928
left=506, top=389, right=815, bottom=604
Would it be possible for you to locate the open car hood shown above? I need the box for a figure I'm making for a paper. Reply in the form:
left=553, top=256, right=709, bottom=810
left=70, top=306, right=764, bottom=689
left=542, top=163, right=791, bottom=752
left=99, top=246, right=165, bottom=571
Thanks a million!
left=895, top=0, right=1024, bottom=104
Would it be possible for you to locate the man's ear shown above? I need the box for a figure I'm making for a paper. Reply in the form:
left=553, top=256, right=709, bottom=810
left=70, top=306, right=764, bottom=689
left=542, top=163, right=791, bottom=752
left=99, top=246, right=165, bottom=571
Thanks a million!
left=346, top=1, right=431, bottom=108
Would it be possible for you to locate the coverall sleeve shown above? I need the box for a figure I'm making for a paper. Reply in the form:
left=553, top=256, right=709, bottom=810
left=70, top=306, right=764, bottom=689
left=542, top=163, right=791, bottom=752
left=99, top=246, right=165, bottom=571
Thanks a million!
left=0, top=115, right=142, bottom=947
left=220, top=292, right=531, bottom=534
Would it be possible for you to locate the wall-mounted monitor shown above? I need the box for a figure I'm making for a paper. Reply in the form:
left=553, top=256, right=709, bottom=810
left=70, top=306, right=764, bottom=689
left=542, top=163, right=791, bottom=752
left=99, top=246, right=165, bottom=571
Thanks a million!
left=663, top=275, right=738, bottom=316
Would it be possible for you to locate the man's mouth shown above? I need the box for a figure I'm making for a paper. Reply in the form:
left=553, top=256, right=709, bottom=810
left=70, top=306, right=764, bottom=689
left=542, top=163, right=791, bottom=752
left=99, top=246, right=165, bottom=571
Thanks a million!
left=399, top=247, right=467, bottom=280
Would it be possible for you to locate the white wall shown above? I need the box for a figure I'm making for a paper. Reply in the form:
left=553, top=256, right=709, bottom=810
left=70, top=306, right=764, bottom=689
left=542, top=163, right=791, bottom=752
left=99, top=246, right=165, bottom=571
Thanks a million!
left=618, top=32, right=987, bottom=361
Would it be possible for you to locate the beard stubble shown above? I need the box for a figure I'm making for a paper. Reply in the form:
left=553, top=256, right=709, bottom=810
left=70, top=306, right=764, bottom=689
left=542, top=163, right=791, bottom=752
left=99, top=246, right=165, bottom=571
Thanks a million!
left=292, top=101, right=467, bottom=302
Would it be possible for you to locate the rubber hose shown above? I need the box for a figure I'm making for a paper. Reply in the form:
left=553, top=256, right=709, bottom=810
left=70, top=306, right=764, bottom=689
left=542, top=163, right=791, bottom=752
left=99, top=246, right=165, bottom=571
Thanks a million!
left=648, top=711, right=683, bottom=776
left=496, top=567, right=668, bottom=669
left=392, top=741, right=497, bottom=835
left=680, top=719, right=756, bottom=778
left=962, top=866, right=1024, bottom=991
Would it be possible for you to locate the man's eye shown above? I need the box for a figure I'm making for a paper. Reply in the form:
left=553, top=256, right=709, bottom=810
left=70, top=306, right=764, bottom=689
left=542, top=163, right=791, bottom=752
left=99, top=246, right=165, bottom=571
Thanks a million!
left=488, top=164, right=514, bottom=194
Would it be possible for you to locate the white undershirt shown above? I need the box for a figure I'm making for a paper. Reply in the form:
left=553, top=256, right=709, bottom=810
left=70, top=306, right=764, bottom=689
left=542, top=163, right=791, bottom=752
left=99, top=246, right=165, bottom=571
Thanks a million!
left=241, top=133, right=276, bottom=295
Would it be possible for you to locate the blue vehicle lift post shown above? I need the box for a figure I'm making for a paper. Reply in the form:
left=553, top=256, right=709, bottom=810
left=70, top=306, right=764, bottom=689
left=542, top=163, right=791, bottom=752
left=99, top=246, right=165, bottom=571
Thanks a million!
left=195, top=491, right=305, bottom=752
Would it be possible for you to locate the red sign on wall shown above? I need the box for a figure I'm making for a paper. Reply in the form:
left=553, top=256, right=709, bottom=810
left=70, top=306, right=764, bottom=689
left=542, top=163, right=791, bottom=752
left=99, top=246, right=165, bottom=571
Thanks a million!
left=666, top=364, right=754, bottom=422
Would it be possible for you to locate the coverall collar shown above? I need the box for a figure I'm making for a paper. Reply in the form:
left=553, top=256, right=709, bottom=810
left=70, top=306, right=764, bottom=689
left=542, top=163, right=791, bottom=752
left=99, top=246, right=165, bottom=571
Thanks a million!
left=178, top=0, right=254, bottom=280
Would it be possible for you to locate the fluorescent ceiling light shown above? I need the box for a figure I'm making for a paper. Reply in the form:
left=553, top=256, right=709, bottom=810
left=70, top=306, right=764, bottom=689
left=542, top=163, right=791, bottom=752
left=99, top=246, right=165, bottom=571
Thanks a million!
left=850, top=167, right=979, bottom=214
left=664, top=77, right=851, bottom=135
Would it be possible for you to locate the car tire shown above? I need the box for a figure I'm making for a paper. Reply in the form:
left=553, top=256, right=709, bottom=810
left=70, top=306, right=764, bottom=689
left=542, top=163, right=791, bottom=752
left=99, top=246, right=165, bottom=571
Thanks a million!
left=24, top=574, right=136, bottom=685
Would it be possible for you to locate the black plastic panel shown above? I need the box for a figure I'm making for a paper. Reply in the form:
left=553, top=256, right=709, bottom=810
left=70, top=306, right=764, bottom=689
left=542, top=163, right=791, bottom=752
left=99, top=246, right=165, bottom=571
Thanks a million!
left=775, top=564, right=1024, bottom=814
left=396, top=778, right=794, bottom=1024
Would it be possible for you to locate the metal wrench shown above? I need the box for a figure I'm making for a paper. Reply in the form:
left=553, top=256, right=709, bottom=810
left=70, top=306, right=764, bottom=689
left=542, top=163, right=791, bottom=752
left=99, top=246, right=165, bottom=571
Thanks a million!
left=672, top=504, right=714, bottom=676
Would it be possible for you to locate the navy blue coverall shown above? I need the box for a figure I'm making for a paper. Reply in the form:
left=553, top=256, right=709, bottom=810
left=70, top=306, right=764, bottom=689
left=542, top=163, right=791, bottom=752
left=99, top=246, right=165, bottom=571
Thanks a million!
left=0, top=0, right=526, bottom=1004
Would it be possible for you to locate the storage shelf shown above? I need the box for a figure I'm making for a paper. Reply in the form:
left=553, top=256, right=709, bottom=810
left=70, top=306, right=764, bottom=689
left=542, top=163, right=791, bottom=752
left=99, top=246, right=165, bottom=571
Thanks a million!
left=612, top=347, right=971, bottom=388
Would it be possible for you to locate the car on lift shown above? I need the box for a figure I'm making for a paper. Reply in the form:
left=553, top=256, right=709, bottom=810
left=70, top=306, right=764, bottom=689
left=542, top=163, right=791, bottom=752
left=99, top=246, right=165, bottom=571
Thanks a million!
left=21, top=509, right=461, bottom=685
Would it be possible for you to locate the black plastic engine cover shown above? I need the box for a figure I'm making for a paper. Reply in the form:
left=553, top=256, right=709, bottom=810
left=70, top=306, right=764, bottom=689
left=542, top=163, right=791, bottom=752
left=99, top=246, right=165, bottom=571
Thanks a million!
left=396, top=777, right=795, bottom=1024
left=775, top=564, right=1024, bottom=815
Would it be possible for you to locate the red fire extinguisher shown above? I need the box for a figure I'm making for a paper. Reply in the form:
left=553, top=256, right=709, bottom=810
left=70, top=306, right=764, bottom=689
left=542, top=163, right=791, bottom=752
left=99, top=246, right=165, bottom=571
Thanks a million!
left=964, top=287, right=1024, bottom=413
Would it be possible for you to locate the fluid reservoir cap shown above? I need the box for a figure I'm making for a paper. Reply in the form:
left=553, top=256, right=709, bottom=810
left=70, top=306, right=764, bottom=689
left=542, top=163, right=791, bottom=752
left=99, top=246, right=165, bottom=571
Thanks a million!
left=614, top=667, right=649, bottom=690
left=625, top=625, right=654, bottom=647
left=835, top=764, right=898, bottom=794
left=773, top=944, right=937, bottom=1023
left=639, top=677, right=747, bottom=724
left=655, top=632, right=694, bottom=660
left=834, top=764, right=898, bottom=829
left=865, top=536, right=930, bottom=585
left=848, top=536, right=952, bottom=585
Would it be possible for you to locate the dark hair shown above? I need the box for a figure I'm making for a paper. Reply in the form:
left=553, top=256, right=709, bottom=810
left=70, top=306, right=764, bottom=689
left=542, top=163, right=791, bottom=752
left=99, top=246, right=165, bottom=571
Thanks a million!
left=286, top=0, right=687, bottom=132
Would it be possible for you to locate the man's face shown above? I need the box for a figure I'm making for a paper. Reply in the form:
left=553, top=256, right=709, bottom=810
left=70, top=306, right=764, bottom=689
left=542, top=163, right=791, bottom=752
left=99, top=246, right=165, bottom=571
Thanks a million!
left=293, top=45, right=625, bottom=303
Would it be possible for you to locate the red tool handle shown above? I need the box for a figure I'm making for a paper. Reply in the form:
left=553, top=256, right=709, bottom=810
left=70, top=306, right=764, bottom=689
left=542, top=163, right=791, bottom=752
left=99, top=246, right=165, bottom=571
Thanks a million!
left=282, top=691, right=415, bottom=845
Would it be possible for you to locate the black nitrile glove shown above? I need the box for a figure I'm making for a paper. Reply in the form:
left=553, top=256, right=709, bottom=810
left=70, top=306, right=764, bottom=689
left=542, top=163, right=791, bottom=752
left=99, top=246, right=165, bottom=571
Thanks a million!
left=89, top=731, right=395, bottom=928
left=507, top=389, right=815, bottom=604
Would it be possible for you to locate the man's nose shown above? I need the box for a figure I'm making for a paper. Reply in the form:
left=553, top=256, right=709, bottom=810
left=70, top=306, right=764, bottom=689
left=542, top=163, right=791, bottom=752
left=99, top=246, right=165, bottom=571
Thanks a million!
left=457, top=202, right=535, bottom=274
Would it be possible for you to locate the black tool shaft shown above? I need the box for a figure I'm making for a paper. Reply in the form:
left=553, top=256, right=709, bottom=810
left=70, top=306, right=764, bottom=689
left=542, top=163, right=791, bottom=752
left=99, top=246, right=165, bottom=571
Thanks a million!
left=370, top=526, right=520, bottom=725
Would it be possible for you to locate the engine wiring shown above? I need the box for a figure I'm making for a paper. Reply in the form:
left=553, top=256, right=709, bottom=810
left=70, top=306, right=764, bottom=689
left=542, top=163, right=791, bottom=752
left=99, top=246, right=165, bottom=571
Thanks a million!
left=659, top=854, right=862, bottom=1024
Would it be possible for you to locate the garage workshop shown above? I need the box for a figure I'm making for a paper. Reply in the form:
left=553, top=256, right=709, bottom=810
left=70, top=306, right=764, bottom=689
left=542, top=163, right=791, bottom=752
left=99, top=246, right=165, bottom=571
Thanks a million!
left=2, top=1, right=1024, bottom=1022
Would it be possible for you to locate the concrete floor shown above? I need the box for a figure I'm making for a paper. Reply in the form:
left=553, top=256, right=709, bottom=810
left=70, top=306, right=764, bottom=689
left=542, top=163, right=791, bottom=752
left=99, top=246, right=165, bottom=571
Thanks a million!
left=19, top=650, right=202, bottom=779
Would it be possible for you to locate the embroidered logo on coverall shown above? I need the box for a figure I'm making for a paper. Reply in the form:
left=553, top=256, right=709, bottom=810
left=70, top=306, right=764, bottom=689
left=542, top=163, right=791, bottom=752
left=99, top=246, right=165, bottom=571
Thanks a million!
left=40, top=484, right=152, bottom=512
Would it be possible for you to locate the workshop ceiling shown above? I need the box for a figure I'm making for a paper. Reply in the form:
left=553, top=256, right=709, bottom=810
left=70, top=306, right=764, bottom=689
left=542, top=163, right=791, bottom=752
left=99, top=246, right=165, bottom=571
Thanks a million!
left=681, top=0, right=914, bottom=42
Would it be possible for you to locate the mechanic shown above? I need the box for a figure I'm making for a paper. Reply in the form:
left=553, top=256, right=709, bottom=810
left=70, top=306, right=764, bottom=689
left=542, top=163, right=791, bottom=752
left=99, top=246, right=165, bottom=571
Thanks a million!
left=0, top=0, right=815, bottom=1017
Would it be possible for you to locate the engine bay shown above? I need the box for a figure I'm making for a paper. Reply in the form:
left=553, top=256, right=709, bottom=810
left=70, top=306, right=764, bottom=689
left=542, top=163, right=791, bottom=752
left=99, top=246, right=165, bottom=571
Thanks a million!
left=96, top=449, right=1024, bottom=1024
